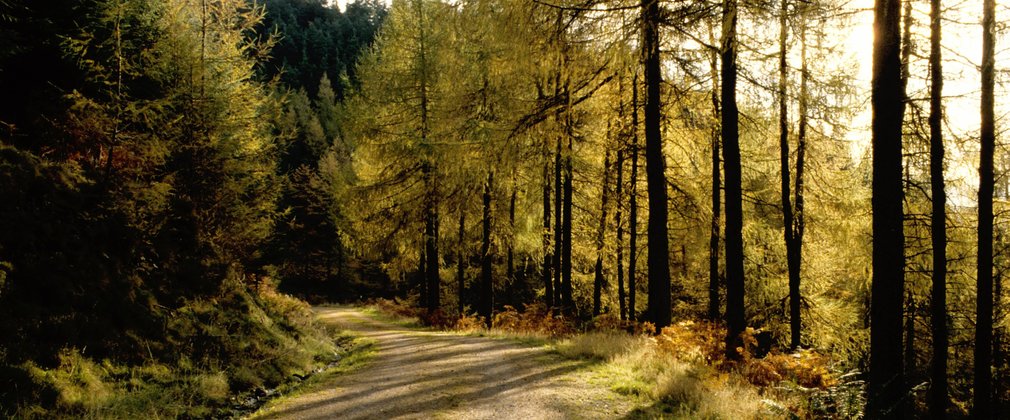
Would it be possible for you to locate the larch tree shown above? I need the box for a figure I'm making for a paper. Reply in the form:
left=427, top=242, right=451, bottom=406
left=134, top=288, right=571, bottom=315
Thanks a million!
left=722, top=0, right=745, bottom=358
left=776, top=0, right=804, bottom=349
left=629, top=68, right=640, bottom=322
left=866, top=0, right=906, bottom=416
left=593, top=144, right=613, bottom=316
left=642, top=0, right=671, bottom=330
left=975, top=0, right=996, bottom=414
left=927, top=0, right=947, bottom=413
left=346, top=0, right=453, bottom=309
left=707, top=20, right=722, bottom=322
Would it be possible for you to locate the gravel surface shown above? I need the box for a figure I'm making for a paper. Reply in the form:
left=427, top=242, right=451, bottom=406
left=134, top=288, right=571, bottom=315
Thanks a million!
left=253, top=307, right=636, bottom=420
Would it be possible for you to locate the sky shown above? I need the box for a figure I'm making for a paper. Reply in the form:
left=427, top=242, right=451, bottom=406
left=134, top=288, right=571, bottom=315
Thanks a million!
left=839, top=0, right=1004, bottom=206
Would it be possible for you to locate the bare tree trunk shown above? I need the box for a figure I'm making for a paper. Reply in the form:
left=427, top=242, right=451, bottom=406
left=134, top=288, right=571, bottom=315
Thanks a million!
left=416, top=0, right=439, bottom=313
left=722, top=0, right=745, bottom=359
left=543, top=136, right=555, bottom=308
left=458, top=208, right=466, bottom=317
left=508, top=185, right=516, bottom=286
left=707, top=22, right=722, bottom=322
left=554, top=130, right=564, bottom=307
left=424, top=168, right=440, bottom=312
left=642, top=0, right=670, bottom=330
left=866, top=0, right=906, bottom=414
left=975, top=0, right=997, bottom=414
left=794, top=16, right=808, bottom=350
left=629, top=70, right=640, bottom=322
left=777, top=0, right=802, bottom=350
left=419, top=232, right=427, bottom=304
left=561, top=108, right=575, bottom=312
left=927, top=0, right=948, bottom=411
left=594, top=147, right=613, bottom=316
left=480, top=171, right=494, bottom=327
left=617, top=144, right=627, bottom=320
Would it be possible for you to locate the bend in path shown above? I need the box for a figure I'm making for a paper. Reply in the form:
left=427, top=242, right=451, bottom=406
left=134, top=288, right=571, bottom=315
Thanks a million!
left=253, top=306, right=635, bottom=420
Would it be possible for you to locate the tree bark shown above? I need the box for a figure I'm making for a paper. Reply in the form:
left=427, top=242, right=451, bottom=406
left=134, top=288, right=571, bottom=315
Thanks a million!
left=629, top=70, right=640, bottom=322
left=508, top=185, right=516, bottom=286
left=722, top=0, right=745, bottom=358
left=561, top=107, right=575, bottom=312
left=594, top=147, right=613, bottom=316
left=707, top=22, right=722, bottom=322
left=543, top=136, right=555, bottom=308
left=617, top=143, right=627, bottom=320
left=642, top=0, right=670, bottom=330
left=424, top=166, right=440, bottom=312
left=927, top=0, right=948, bottom=412
left=777, top=0, right=802, bottom=350
left=480, top=170, right=494, bottom=327
left=458, top=207, right=466, bottom=317
left=866, top=0, right=906, bottom=414
left=416, top=0, right=439, bottom=313
left=554, top=127, right=564, bottom=307
left=419, top=232, right=427, bottom=304
left=975, top=0, right=996, bottom=414
left=794, top=16, right=808, bottom=351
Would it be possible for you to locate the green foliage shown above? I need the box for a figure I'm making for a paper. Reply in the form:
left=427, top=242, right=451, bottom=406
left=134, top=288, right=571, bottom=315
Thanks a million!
left=0, top=0, right=348, bottom=416
left=258, top=0, right=386, bottom=99
left=2, top=282, right=342, bottom=418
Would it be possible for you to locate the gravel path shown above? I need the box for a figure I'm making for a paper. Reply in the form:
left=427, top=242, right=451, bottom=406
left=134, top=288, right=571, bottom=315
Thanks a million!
left=253, top=307, right=636, bottom=420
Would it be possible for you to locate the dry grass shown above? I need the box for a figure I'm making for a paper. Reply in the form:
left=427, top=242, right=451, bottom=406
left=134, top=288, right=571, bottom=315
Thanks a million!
left=365, top=300, right=849, bottom=419
left=556, top=332, right=646, bottom=361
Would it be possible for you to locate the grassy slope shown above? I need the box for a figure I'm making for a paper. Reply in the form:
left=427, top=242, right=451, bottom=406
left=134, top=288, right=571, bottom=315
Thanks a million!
left=2, top=286, right=354, bottom=419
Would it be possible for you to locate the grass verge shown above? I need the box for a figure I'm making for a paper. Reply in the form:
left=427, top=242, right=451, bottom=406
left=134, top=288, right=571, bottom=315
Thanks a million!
left=246, top=330, right=377, bottom=419
left=364, top=299, right=861, bottom=419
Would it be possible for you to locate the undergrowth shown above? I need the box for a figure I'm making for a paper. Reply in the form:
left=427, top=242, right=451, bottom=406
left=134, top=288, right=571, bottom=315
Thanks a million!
left=368, top=298, right=865, bottom=419
left=0, top=275, right=347, bottom=418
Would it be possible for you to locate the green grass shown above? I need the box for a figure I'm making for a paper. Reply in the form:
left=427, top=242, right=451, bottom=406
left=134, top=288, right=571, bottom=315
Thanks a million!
left=2, top=285, right=354, bottom=419
left=248, top=331, right=377, bottom=419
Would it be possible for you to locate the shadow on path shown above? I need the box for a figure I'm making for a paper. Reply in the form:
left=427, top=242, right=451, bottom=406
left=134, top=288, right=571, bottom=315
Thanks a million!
left=256, top=307, right=631, bottom=420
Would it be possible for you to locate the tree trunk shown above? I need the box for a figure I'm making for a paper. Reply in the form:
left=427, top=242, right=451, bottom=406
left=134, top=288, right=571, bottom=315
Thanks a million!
left=927, top=0, right=948, bottom=411
left=794, top=17, right=808, bottom=351
left=629, top=70, right=640, bottom=322
left=975, top=0, right=996, bottom=414
left=905, top=291, right=916, bottom=383
left=508, top=185, right=516, bottom=286
left=480, top=170, right=494, bottom=328
left=995, top=269, right=1004, bottom=413
left=722, top=0, right=745, bottom=359
left=416, top=0, right=438, bottom=313
left=777, top=0, right=802, bottom=350
left=424, top=165, right=440, bottom=312
left=617, top=144, right=627, bottom=320
left=899, top=15, right=914, bottom=407
left=867, top=0, right=906, bottom=414
left=543, top=136, right=555, bottom=308
left=642, top=0, right=670, bottom=330
left=419, top=233, right=427, bottom=304
left=561, top=109, right=575, bottom=312
left=594, top=147, right=613, bottom=316
left=707, top=22, right=722, bottom=322
left=458, top=208, right=466, bottom=317
left=554, top=129, right=564, bottom=307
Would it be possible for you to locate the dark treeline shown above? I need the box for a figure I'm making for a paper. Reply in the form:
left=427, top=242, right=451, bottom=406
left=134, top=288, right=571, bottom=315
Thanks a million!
left=0, top=0, right=384, bottom=416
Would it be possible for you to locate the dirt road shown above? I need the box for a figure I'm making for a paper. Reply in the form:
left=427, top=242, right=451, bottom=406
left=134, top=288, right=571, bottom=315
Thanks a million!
left=252, top=307, right=635, bottom=420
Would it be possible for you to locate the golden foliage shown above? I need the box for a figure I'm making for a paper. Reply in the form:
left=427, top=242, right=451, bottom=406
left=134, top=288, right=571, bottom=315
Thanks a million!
left=490, top=304, right=574, bottom=337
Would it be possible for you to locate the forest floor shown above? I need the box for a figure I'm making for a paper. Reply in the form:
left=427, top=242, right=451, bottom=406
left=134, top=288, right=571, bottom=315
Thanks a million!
left=249, top=306, right=637, bottom=420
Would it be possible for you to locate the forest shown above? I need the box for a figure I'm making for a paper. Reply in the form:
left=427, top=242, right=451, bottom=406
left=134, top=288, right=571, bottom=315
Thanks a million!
left=0, top=0, right=1009, bottom=417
